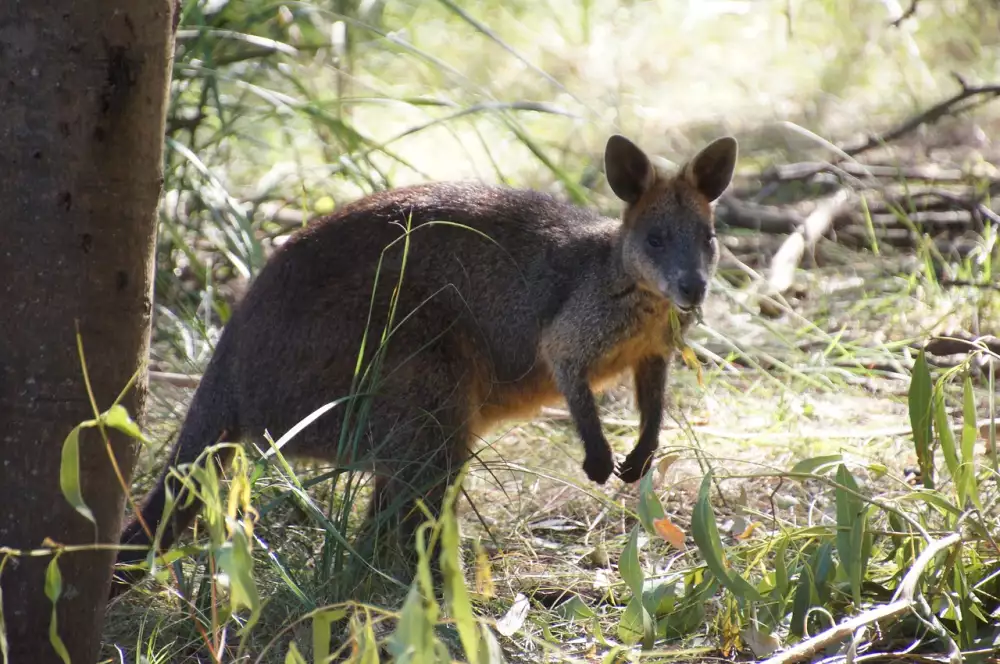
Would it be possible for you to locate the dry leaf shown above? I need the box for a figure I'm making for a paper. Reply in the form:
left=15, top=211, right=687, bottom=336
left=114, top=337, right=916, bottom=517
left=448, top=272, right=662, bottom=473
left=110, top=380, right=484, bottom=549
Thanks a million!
left=652, top=517, right=686, bottom=550
left=680, top=345, right=704, bottom=387
left=496, top=593, right=530, bottom=637
left=734, top=520, right=762, bottom=540
left=656, top=454, right=680, bottom=483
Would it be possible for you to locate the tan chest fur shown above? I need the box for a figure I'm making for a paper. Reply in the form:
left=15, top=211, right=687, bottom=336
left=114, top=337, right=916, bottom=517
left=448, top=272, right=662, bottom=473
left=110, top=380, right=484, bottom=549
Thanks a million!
left=589, top=299, right=677, bottom=389
left=474, top=296, right=680, bottom=434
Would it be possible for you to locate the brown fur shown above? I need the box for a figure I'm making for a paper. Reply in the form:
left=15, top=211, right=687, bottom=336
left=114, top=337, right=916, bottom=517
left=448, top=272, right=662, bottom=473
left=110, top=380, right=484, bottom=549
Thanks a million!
left=113, top=134, right=738, bottom=591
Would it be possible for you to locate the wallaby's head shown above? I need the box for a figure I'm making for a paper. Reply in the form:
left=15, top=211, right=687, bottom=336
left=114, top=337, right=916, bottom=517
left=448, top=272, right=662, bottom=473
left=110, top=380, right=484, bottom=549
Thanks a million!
left=605, top=134, right=737, bottom=312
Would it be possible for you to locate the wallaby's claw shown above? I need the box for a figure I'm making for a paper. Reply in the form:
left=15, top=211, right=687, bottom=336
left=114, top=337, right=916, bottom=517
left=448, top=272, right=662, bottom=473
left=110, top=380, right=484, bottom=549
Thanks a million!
left=583, top=449, right=615, bottom=485
left=616, top=451, right=653, bottom=484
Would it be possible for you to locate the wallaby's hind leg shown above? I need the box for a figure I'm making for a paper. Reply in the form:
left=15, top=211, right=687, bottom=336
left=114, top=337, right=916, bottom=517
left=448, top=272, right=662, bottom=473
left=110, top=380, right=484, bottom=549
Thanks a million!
left=350, top=374, right=474, bottom=589
left=360, top=430, right=470, bottom=579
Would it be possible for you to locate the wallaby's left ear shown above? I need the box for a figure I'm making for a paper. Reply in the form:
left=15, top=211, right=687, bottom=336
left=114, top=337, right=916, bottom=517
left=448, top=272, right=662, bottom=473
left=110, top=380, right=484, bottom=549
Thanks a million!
left=683, top=136, right=738, bottom=202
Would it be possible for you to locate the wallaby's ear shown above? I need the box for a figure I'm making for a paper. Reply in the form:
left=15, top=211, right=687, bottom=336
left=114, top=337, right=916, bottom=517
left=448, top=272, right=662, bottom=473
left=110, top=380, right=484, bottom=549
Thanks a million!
left=605, top=134, right=654, bottom=204
left=682, top=136, right=738, bottom=202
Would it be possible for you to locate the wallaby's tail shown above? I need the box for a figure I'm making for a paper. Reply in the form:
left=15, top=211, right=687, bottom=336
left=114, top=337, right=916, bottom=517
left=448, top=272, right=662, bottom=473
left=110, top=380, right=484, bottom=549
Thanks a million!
left=112, top=331, right=239, bottom=594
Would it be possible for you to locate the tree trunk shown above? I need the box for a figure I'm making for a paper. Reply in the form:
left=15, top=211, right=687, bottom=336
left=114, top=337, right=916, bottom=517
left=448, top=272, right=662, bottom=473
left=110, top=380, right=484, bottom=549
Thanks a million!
left=0, top=1, right=175, bottom=661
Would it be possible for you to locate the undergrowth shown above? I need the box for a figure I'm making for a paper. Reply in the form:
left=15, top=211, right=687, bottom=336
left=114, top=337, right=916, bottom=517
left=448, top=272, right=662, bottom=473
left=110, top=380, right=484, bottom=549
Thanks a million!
left=23, top=0, right=1000, bottom=661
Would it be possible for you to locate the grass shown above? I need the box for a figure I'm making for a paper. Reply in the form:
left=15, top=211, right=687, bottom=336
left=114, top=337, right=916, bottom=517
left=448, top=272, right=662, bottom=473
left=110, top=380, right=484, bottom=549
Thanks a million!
left=90, top=0, right=1000, bottom=661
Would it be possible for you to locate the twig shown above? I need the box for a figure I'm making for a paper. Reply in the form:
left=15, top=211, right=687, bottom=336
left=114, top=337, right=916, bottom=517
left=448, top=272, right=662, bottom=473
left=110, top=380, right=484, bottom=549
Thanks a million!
left=889, top=0, right=920, bottom=27
left=844, top=78, right=1000, bottom=157
left=149, top=370, right=202, bottom=388
left=767, top=161, right=978, bottom=183
left=760, top=533, right=963, bottom=664
left=923, top=335, right=1000, bottom=357
left=765, top=189, right=854, bottom=296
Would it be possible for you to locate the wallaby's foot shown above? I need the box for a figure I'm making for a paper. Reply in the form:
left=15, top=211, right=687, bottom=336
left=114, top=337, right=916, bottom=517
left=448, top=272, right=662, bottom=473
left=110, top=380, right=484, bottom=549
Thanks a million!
left=617, top=448, right=654, bottom=484
left=582, top=446, right=615, bottom=484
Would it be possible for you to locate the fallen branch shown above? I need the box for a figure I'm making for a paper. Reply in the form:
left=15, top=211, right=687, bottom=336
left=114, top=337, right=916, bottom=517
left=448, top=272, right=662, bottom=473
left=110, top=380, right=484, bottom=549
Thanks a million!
left=760, top=533, right=963, bottom=664
left=765, top=189, right=854, bottom=296
left=844, top=78, right=1000, bottom=157
left=923, top=335, right=1000, bottom=358
left=149, top=370, right=202, bottom=388
left=766, top=161, right=976, bottom=183
left=717, top=195, right=802, bottom=234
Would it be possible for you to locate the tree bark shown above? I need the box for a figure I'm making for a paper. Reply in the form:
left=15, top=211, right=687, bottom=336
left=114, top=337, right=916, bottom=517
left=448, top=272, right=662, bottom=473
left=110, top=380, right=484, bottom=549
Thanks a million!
left=0, top=1, right=175, bottom=662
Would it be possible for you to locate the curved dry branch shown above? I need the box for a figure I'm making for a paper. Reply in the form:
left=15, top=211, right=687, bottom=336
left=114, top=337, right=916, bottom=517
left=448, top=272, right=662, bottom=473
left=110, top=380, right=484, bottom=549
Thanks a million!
left=760, top=533, right=963, bottom=664
left=845, top=78, right=1000, bottom=157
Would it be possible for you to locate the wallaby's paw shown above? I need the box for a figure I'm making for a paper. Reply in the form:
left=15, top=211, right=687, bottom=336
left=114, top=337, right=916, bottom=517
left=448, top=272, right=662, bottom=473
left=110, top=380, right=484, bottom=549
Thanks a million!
left=617, top=451, right=653, bottom=484
left=583, top=449, right=615, bottom=485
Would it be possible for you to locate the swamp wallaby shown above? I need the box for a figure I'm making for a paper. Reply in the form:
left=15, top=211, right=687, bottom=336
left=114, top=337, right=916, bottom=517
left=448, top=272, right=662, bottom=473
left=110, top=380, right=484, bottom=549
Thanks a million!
left=114, top=133, right=737, bottom=589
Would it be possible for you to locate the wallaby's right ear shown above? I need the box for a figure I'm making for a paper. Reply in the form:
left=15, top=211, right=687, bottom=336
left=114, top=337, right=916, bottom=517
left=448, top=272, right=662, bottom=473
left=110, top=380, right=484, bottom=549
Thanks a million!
left=605, top=134, right=654, bottom=205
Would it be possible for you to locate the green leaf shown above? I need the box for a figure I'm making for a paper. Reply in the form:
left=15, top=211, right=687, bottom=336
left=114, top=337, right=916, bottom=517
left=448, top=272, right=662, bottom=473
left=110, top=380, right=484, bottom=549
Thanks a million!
left=617, top=596, right=644, bottom=645
left=961, top=375, right=978, bottom=464
left=284, top=641, right=308, bottom=664
left=100, top=404, right=147, bottom=442
left=908, top=349, right=934, bottom=488
left=789, top=541, right=834, bottom=638
left=617, top=526, right=654, bottom=648
left=657, top=601, right=705, bottom=640
left=813, top=541, right=836, bottom=603
left=834, top=464, right=866, bottom=606
left=637, top=466, right=666, bottom=535
left=476, top=623, right=506, bottom=664
left=555, top=595, right=595, bottom=620
left=772, top=537, right=789, bottom=599
left=213, top=525, right=261, bottom=631
left=897, top=489, right=962, bottom=517
left=619, top=525, right=644, bottom=597
left=59, top=421, right=97, bottom=526
left=789, top=560, right=815, bottom=639
left=440, top=480, right=480, bottom=663
left=933, top=386, right=960, bottom=483
left=602, top=645, right=629, bottom=664
left=790, top=454, right=843, bottom=475
left=312, top=607, right=347, bottom=664
left=353, top=612, right=382, bottom=664
left=387, top=583, right=439, bottom=663
left=690, top=472, right=761, bottom=601
left=960, top=375, right=982, bottom=509
left=44, top=556, right=71, bottom=664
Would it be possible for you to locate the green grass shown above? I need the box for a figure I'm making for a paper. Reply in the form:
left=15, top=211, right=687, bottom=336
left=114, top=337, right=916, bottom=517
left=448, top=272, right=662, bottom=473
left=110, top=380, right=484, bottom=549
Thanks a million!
left=91, top=0, right=1000, bottom=661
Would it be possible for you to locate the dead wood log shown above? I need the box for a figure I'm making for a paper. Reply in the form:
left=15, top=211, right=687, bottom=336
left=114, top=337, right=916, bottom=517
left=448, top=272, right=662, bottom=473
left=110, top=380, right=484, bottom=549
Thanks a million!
left=716, top=195, right=802, bottom=234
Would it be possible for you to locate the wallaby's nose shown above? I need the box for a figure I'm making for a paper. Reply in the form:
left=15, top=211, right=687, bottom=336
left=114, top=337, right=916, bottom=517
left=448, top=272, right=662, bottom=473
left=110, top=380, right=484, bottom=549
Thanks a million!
left=676, top=274, right=707, bottom=309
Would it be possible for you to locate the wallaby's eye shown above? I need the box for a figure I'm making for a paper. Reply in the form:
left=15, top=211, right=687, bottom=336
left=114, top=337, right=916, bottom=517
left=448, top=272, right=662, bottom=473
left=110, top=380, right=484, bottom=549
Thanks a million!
left=647, top=233, right=664, bottom=249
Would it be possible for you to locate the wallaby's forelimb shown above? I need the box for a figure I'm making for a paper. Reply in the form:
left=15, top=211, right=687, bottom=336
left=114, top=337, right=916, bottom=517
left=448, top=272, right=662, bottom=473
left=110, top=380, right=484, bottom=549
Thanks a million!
left=618, top=356, right=668, bottom=482
left=552, top=363, right=615, bottom=484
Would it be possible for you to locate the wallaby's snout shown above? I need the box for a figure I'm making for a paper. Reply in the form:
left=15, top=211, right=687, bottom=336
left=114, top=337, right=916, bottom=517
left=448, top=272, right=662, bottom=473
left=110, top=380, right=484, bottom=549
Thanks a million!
left=605, top=134, right=737, bottom=312
left=676, top=272, right=708, bottom=311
